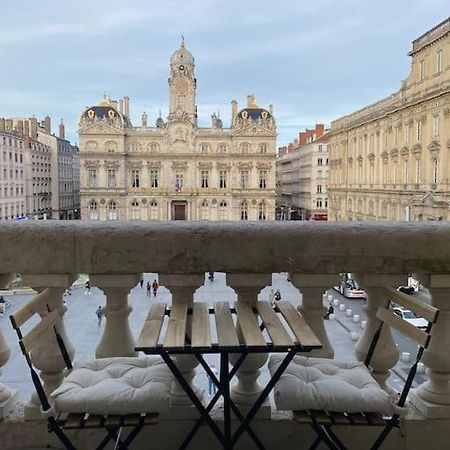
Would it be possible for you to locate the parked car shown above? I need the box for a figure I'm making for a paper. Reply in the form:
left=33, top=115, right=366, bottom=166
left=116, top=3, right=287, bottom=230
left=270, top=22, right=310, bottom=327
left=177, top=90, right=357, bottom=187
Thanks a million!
left=393, top=307, right=428, bottom=329
left=333, top=274, right=367, bottom=299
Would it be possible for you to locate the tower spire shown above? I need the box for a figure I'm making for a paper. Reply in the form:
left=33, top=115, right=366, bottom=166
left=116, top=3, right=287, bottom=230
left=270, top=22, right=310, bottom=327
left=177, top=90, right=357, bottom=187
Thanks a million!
left=181, top=34, right=185, bottom=48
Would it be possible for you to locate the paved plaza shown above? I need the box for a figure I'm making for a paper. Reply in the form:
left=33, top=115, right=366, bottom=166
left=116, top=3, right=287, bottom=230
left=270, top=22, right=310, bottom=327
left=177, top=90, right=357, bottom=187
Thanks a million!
left=0, top=273, right=419, bottom=405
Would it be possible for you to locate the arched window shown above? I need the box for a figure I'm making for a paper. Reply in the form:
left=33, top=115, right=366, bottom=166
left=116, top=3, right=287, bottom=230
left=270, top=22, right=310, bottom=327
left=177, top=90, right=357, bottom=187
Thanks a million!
left=240, top=201, right=248, bottom=220
left=200, top=143, right=209, bottom=153
left=131, top=200, right=140, bottom=220
left=259, top=143, right=268, bottom=153
left=258, top=201, right=267, bottom=220
left=200, top=200, right=209, bottom=220
left=240, top=143, right=250, bottom=154
left=219, top=201, right=228, bottom=220
left=89, top=200, right=98, bottom=220
left=218, top=143, right=227, bottom=153
left=150, top=200, right=159, bottom=220
left=108, top=200, right=117, bottom=220
left=149, top=143, right=159, bottom=153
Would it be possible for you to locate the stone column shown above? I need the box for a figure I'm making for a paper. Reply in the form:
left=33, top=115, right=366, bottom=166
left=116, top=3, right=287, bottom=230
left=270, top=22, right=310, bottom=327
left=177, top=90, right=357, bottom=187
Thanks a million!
left=409, top=275, right=450, bottom=418
left=0, top=274, right=18, bottom=419
left=159, top=274, right=204, bottom=413
left=354, top=275, right=403, bottom=392
left=290, top=274, right=339, bottom=358
left=21, top=274, right=75, bottom=420
left=91, top=274, right=139, bottom=358
left=227, top=274, right=271, bottom=414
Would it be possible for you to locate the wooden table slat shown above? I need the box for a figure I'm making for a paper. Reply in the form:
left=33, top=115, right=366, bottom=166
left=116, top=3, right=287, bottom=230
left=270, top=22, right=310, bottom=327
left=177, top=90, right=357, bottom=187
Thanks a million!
left=164, top=302, right=189, bottom=350
left=235, top=302, right=267, bottom=349
left=214, top=302, right=239, bottom=348
left=256, top=302, right=294, bottom=347
left=136, top=303, right=167, bottom=350
left=276, top=302, right=322, bottom=348
left=192, top=303, right=211, bottom=350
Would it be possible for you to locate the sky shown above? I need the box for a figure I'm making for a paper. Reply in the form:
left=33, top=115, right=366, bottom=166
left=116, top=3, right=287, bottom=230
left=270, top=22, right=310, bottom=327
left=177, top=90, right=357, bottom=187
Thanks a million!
left=0, top=0, right=448, bottom=146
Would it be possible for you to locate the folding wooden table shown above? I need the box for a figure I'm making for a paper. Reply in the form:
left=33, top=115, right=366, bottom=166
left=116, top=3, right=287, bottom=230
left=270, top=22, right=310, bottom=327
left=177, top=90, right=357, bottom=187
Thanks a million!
left=136, top=301, right=322, bottom=450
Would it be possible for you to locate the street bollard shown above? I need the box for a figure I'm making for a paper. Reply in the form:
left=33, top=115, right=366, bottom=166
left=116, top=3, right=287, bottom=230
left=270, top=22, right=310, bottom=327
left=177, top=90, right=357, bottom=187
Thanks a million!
left=352, top=314, right=360, bottom=322
left=350, top=331, right=359, bottom=341
left=360, top=320, right=367, bottom=329
left=339, top=304, right=346, bottom=312
left=345, top=309, right=352, bottom=317
left=401, top=352, right=410, bottom=363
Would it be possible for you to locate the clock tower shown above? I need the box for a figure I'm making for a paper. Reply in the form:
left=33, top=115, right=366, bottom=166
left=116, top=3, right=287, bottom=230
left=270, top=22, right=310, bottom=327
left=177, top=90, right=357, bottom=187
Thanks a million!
left=168, top=37, right=197, bottom=124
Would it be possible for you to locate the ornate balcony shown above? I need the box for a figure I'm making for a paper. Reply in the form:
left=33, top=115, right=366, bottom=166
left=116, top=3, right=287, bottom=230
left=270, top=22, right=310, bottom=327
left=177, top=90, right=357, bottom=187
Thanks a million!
left=1, top=221, right=450, bottom=449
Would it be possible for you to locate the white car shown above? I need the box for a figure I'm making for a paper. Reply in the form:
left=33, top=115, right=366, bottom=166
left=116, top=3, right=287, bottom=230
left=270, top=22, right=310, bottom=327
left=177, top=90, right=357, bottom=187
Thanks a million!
left=333, top=278, right=367, bottom=300
left=393, top=307, right=428, bottom=329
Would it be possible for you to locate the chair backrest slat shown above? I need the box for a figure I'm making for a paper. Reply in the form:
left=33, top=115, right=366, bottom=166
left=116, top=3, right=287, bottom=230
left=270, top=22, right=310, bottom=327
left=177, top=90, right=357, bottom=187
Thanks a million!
left=11, top=290, right=50, bottom=329
left=21, top=309, right=61, bottom=354
left=387, top=288, right=438, bottom=323
left=376, top=307, right=430, bottom=348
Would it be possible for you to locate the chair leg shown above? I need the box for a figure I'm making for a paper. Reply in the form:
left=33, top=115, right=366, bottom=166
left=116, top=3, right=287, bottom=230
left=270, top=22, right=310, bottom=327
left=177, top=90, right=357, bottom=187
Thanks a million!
left=371, top=419, right=398, bottom=450
left=310, top=422, right=343, bottom=450
left=47, top=417, right=77, bottom=450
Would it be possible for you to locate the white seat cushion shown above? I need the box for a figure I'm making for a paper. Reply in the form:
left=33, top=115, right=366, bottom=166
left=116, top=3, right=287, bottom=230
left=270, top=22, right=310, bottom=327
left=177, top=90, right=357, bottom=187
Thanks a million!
left=269, top=355, right=405, bottom=415
left=51, top=356, right=173, bottom=415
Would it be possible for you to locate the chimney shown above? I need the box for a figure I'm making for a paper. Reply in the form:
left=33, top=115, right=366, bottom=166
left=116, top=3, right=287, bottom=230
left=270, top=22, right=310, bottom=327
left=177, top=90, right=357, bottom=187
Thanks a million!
left=299, top=132, right=307, bottom=146
left=29, top=117, right=38, bottom=139
left=247, top=94, right=257, bottom=108
left=123, top=96, right=130, bottom=117
left=59, top=119, right=65, bottom=139
left=24, top=120, right=29, bottom=137
left=0, top=118, right=5, bottom=132
left=44, top=116, right=51, bottom=134
left=119, top=99, right=124, bottom=114
left=269, top=104, right=273, bottom=115
left=315, top=123, right=325, bottom=138
left=5, top=119, right=13, bottom=132
left=231, top=100, right=238, bottom=122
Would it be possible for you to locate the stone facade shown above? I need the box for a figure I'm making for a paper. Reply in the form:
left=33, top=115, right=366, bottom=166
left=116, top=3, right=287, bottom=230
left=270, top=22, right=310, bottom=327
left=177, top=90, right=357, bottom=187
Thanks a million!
left=78, top=40, right=277, bottom=221
left=328, top=17, right=450, bottom=221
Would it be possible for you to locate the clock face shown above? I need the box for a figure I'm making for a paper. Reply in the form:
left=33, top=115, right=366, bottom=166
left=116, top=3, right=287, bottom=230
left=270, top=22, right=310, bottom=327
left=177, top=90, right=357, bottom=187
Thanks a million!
left=179, top=64, right=185, bottom=71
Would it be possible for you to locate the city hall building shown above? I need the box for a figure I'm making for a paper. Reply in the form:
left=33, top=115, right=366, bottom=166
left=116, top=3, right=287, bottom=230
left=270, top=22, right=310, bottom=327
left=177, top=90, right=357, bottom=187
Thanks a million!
left=78, top=40, right=277, bottom=221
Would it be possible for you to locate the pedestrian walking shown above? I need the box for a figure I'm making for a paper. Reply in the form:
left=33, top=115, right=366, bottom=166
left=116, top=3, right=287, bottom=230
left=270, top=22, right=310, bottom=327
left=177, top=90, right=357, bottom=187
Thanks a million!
left=84, top=280, right=91, bottom=295
left=152, top=279, right=159, bottom=298
left=324, top=303, right=334, bottom=320
left=139, top=278, right=144, bottom=289
left=95, top=306, right=104, bottom=327
left=208, top=364, right=219, bottom=396
left=146, top=281, right=151, bottom=297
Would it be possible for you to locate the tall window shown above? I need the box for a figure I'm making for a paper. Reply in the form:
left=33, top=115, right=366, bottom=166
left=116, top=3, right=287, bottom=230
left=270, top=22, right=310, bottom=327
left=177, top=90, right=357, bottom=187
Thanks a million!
left=219, top=170, right=227, bottom=188
left=403, top=160, right=409, bottom=183
left=415, top=159, right=421, bottom=183
left=317, top=184, right=322, bottom=193
left=219, top=201, right=227, bottom=220
left=150, top=169, right=159, bottom=188
left=201, top=170, right=209, bottom=188
left=259, top=143, right=268, bottom=153
left=316, top=198, right=323, bottom=208
left=383, top=130, right=388, bottom=148
left=131, top=169, right=140, bottom=188
left=419, top=59, right=425, bottom=81
left=131, top=200, right=140, bottom=220
left=433, top=115, right=441, bottom=138
left=393, top=162, right=398, bottom=184
left=258, top=201, right=266, bottom=220
left=107, top=169, right=116, bottom=188
left=404, top=123, right=410, bottom=145
left=108, top=200, right=117, bottom=220
left=436, top=50, right=443, bottom=73
left=88, top=169, right=97, bottom=188
left=240, top=170, right=249, bottom=188
left=89, top=200, right=98, bottom=220
left=433, top=159, right=439, bottom=184
left=200, top=200, right=209, bottom=220
left=318, top=144, right=323, bottom=152
left=200, top=143, right=209, bottom=153
left=241, top=143, right=250, bottom=154
left=394, top=127, right=399, bottom=146
left=177, top=94, right=186, bottom=110
left=259, top=170, right=267, bottom=189
left=175, top=172, right=183, bottom=192
left=416, top=121, right=422, bottom=142
left=318, top=158, right=323, bottom=166
left=150, top=200, right=159, bottom=220
left=218, top=143, right=227, bottom=153
left=240, top=201, right=248, bottom=220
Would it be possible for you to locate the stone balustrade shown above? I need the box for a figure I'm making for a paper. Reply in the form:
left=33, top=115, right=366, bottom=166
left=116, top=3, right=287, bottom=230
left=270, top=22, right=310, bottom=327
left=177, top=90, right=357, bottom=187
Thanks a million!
left=1, top=220, right=450, bottom=431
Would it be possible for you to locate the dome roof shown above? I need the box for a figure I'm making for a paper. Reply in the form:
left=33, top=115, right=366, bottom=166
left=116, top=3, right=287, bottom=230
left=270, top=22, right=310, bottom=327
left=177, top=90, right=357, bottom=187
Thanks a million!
left=170, top=38, right=194, bottom=66
left=236, top=108, right=272, bottom=121
left=156, top=116, right=165, bottom=128
left=81, top=105, right=131, bottom=127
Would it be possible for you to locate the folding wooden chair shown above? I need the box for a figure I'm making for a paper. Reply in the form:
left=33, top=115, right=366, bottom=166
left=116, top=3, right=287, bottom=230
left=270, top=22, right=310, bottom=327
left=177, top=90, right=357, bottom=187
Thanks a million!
left=10, top=294, right=171, bottom=450
left=269, top=287, right=439, bottom=450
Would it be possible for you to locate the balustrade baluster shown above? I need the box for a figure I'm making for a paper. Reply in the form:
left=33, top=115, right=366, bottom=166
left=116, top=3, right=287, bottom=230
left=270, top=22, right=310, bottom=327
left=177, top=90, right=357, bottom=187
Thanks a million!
left=227, top=273, right=271, bottom=415
left=21, top=274, right=75, bottom=420
left=160, top=274, right=204, bottom=414
left=91, top=274, right=139, bottom=358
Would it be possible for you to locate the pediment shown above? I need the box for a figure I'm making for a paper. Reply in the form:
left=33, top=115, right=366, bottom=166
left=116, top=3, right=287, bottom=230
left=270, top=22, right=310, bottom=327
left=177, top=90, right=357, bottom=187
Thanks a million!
left=232, top=123, right=275, bottom=137
left=79, top=121, right=124, bottom=135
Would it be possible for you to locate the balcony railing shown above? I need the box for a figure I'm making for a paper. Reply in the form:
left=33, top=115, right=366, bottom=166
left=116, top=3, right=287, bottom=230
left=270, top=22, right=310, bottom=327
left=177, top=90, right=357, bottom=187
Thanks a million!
left=1, top=221, right=450, bottom=449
